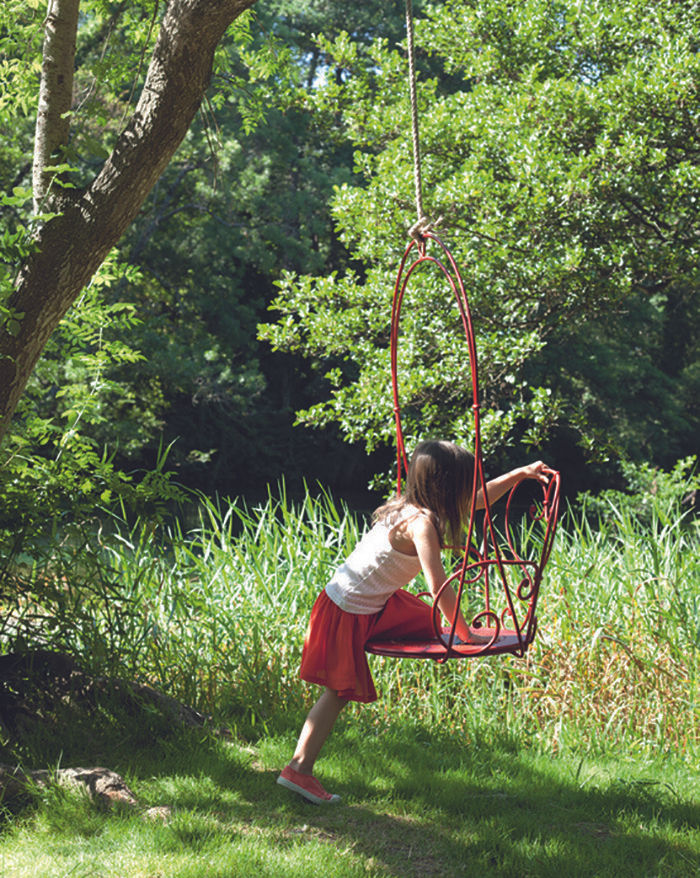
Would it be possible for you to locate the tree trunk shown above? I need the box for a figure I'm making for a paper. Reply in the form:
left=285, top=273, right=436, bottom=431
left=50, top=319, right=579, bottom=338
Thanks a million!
left=32, top=0, right=80, bottom=211
left=0, top=0, right=257, bottom=444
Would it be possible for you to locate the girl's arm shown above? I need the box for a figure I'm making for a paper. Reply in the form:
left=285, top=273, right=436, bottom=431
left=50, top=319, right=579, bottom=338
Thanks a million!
left=475, top=460, right=554, bottom=510
left=409, top=514, right=476, bottom=642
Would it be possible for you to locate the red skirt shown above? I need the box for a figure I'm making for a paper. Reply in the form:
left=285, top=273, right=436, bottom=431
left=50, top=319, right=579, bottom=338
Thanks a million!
left=299, top=589, right=435, bottom=703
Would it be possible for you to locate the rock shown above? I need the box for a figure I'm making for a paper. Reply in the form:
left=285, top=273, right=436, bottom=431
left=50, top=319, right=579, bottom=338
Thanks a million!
left=141, top=805, right=173, bottom=823
left=54, top=766, right=139, bottom=808
left=0, top=763, right=138, bottom=808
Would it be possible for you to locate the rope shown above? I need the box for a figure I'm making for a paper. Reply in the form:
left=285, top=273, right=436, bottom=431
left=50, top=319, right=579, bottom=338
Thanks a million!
left=404, top=0, right=439, bottom=241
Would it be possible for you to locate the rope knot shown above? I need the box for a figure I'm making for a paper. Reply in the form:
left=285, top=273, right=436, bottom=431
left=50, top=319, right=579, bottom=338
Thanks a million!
left=408, top=215, right=442, bottom=242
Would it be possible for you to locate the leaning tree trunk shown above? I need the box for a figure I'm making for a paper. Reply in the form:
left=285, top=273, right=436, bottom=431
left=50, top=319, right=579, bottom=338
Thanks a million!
left=0, top=0, right=257, bottom=443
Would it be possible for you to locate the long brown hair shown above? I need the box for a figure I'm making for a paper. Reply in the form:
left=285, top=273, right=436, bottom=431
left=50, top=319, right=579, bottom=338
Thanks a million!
left=373, top=440, right=475, bottom=546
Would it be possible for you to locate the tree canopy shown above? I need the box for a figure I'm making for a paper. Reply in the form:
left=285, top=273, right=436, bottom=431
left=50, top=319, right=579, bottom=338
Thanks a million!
left=0, top=0, right=697, bottom=510
left=0, top=0, right=421, bottom=503
left=261, top=0, right=699, bottom=488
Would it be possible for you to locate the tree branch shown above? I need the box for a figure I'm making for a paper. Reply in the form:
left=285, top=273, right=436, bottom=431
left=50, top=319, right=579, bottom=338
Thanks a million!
left=32, top=0, right=80, bottom=211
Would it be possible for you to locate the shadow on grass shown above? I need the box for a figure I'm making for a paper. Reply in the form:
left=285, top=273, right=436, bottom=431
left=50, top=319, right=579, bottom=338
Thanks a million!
left=3, top=711, right=698, bottom=878
left=320, top=726, right=700, bottom=877
left=247, top=722, right=699, bottom=878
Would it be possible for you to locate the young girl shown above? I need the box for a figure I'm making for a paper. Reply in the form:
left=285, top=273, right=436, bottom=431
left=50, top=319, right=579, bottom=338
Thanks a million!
left=277, top=440, right=554, bottom=804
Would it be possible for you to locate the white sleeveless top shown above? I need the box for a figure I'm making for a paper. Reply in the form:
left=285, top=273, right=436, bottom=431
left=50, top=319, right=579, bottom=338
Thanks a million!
left=324, top=512, right=423, bottom=614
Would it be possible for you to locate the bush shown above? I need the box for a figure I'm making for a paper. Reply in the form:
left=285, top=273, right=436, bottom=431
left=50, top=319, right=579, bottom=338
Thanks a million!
left=578, top=456, right=698, bottom=527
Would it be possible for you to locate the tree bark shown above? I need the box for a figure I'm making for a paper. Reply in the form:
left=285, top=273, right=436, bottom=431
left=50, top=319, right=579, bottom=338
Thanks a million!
left=32, top=0, right=80, bottom=211
left=0, top=0, right=257, bottom=443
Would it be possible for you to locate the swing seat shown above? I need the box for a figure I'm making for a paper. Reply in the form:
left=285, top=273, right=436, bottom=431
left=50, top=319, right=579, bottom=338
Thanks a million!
left=365, top=232, right=561, bottom=663
left=365, top=628, right=525, bottom=659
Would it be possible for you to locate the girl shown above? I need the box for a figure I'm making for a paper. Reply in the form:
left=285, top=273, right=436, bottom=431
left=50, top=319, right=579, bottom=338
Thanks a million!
left=277, top=440, right=554, bottom=804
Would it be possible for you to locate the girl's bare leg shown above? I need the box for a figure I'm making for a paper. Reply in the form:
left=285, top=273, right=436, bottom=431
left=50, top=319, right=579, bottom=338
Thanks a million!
left=289, top=687, right=348, bottom=775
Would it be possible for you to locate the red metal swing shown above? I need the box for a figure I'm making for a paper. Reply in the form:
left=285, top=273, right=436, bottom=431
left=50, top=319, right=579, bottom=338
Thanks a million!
left=365, top=232, right=561, bottom=662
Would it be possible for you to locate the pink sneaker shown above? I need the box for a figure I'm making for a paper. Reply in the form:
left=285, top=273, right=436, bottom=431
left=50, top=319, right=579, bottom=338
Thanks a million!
left=277, top=765, right=341, bottom=805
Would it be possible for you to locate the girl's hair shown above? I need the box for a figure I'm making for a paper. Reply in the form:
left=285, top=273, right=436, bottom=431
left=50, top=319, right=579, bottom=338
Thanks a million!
left=374, top=440, right=475, bottom=546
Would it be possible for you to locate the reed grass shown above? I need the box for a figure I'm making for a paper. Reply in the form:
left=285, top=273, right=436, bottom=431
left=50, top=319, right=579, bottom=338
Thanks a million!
left=1, top=482, right=698, bottom=877
left=2, top=482, right=697, bottom=758
left=95, top=485, right=363, bottom=725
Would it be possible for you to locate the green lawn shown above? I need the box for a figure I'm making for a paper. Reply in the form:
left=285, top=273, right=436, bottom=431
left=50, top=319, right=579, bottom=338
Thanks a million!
left=1, top=720, right=698, bottom=878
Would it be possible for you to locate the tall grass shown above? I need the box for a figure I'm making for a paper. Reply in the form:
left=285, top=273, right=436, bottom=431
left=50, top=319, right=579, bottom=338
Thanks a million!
left=531, top=495, right=698, bottom=753
left=361, top=495, right=698, bottom=755
left=3, top=483, right=697, bottom=756
left=85, top=486, right=361, bottom=725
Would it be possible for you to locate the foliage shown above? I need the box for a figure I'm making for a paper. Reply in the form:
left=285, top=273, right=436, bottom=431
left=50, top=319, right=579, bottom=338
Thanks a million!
left=0, top=251, right=184, bottom=554
left=1, top=0, right=698, bottom=513
left=260, top=0, right=700, bottom=477
left=1, top=486, right=357, bottom=720
left=0, top=0, right=413, bottom=498
left=0, top=0, right=41, bottom=334
left=1, top=478, right=696, bottom=874
left=104, top=1, right=421, bottom=491
left=1, top=469, right=698, bottom=873
left=579, top=455, right=698, bottom=526
left=0, top=2, right=183, bottom=526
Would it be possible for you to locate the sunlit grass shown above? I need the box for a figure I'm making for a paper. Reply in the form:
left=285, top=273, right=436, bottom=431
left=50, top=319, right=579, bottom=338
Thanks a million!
left=4, top=482, right=697, bottom=758
left=1, top=727, right=698, bottom=878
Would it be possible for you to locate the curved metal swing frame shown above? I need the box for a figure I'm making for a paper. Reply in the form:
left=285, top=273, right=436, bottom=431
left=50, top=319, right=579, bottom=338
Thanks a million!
left=365, top=232, right=561, bottom=662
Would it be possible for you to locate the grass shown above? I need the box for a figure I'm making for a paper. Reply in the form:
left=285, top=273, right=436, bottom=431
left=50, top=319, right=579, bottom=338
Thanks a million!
left=0, top=479, right=698, bottom=875
left=0, top=720, right=698, bottom=878
left=5, top=482, right=696, bottom=754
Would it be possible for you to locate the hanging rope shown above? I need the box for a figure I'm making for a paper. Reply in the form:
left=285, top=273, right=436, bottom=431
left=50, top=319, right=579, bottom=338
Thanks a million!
left=404, top=0, right=439, bottom=241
